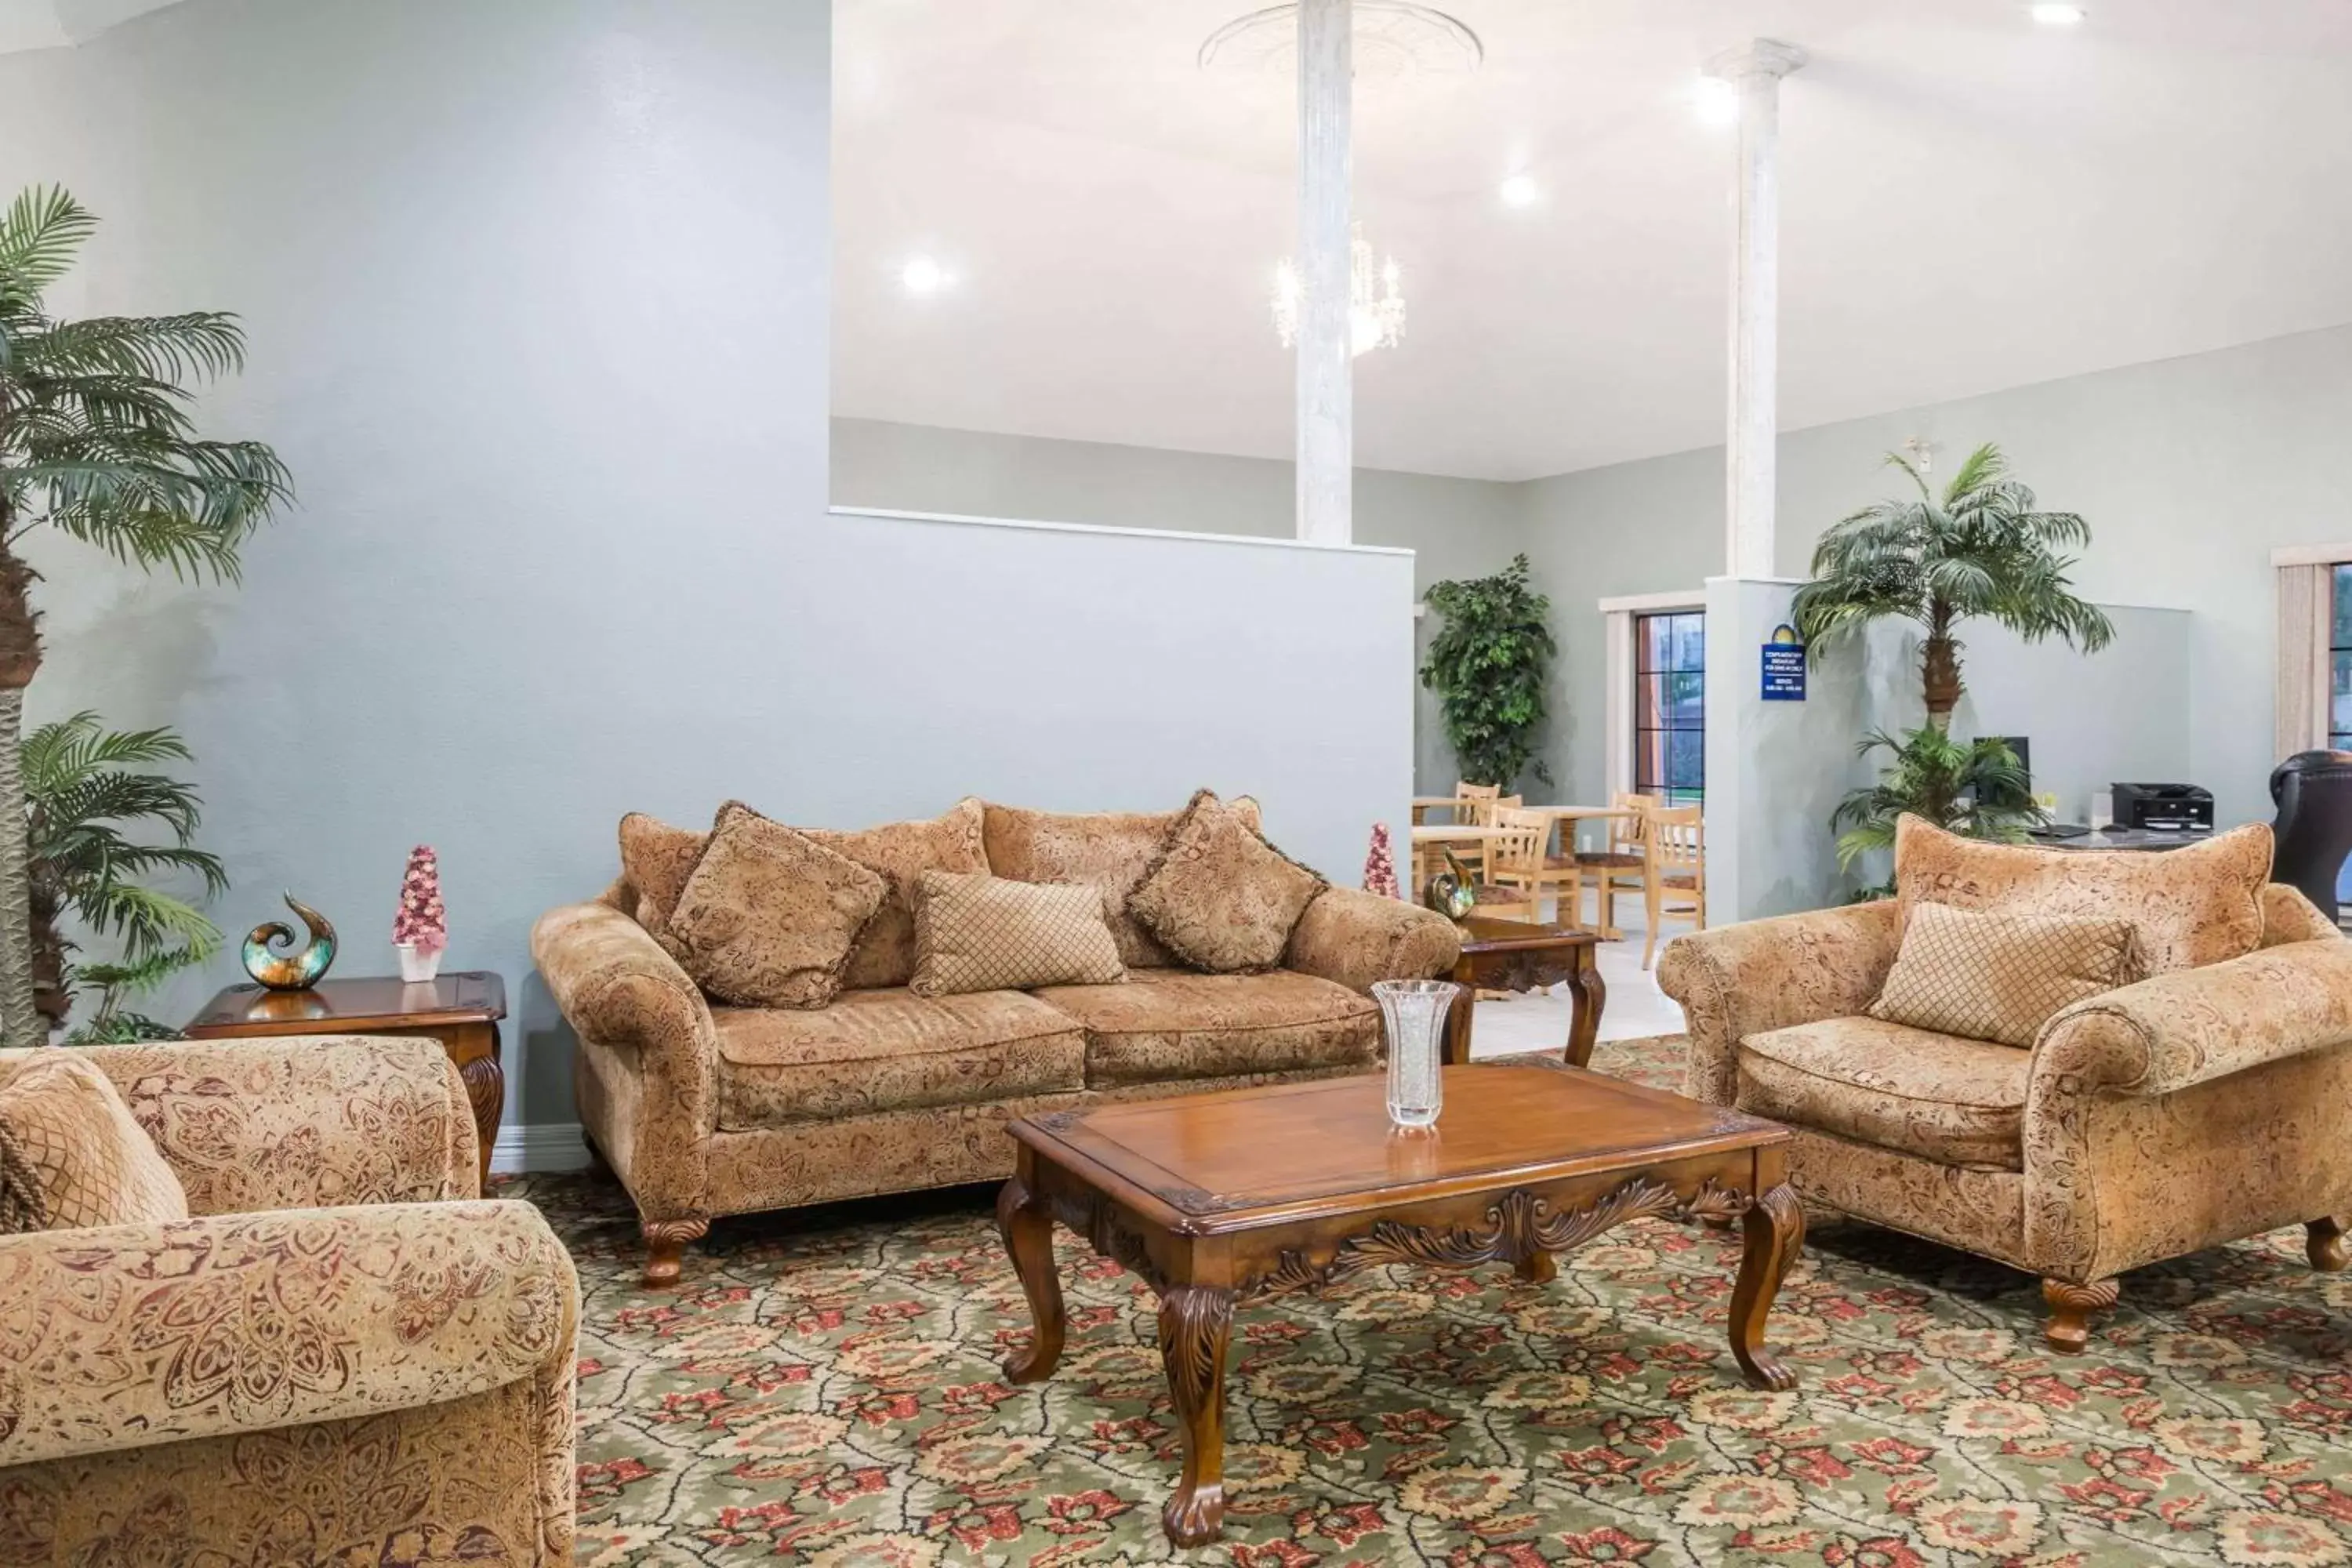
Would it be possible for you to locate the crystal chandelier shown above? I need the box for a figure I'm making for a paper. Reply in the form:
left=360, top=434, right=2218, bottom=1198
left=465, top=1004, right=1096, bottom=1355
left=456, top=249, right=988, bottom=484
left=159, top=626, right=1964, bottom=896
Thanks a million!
left=1272, top=223, right=1405, bottom=357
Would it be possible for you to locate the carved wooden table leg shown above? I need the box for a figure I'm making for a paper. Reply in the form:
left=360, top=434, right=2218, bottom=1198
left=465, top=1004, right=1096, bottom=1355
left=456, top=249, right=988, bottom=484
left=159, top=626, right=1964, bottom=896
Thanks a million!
left=1566, top=947, right=1606, bottom=1069
left=1513, top=1250, right=1558, bottom=1283
left=2042, top=1278, right=2119, bottom=1353
left=455, top=1020, right=503, bottom=1193
left=2309, top=1217, right=2348, bottom=1272
left=1156, top=1286, right=1234, bottom=1548
left=996, top=1175, right=1066, bottom=1383
left=1728, top=1182, right=1802, bottom=1390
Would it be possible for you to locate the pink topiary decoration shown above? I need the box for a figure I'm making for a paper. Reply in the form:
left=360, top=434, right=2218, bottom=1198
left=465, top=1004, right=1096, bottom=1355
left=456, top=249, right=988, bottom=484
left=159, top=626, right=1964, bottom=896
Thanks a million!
left=393, top=844, right=448, bottom=954
left=1363, top=822, right=1400, bottom=899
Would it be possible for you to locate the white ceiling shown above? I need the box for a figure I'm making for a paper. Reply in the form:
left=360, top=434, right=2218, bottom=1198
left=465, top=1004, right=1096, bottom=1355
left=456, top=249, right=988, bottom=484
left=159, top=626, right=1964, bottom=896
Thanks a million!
left=0, top=0, right=183, bottom=53
left=833, top=0, right=2352, bottom=481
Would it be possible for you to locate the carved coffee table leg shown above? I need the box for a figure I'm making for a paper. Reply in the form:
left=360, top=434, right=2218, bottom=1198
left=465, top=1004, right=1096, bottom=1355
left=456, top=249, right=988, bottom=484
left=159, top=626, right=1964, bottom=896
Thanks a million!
left=1513, top=1250, right=1558, bottom=1283
left=1564, top=947, right=1605, bottom=1069
left=1729, top=1183, right=1803, bottom=1390
left=2309, top=1218, right=2348, bottom=1272
left=996, top=1176, right=1065, bottom=1383
left=1156, top=1286, right=1234, bottom=1547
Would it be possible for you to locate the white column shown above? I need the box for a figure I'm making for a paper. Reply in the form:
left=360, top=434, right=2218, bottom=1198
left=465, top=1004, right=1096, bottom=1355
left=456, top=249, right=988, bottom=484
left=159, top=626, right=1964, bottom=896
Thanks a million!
left=1296, top=0, right=1352, bottom=545
left=1706, top=39, right=1806, bottom=579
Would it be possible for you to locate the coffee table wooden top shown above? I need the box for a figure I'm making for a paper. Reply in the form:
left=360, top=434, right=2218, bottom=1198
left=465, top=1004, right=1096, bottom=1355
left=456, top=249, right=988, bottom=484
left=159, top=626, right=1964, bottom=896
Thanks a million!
left=1454, top=915, right=1599, bottom=954
left=1014, top=1062, right=1782, bottom=1235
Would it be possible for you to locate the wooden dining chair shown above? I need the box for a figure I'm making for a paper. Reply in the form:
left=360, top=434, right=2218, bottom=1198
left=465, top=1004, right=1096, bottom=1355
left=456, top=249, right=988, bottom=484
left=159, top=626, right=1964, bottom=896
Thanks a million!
left=1573, top=793, right=1653, bottom=939
left=1453, top=783, right=1510, bottom=880
left=1640, top=803, right=1706, bottom=968
left=1467, top=808, right=1545, bottom=923
left=1493, top=805, right=1580, bottom=924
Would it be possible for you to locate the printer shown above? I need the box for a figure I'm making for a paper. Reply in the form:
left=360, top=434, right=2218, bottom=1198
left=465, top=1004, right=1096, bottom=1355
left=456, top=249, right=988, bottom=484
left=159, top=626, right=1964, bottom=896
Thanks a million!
left=2110, top=782, right=2215, bottom=833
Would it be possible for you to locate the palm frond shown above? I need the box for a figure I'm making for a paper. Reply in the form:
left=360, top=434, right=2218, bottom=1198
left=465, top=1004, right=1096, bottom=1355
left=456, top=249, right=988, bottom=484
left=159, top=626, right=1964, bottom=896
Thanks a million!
left=0, top=187, right=96, bottom=303
left=16, top=310, right=248, bottom=383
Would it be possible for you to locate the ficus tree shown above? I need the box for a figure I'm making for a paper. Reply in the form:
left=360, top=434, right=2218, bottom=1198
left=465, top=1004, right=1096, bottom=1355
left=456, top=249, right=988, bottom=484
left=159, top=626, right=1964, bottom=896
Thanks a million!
left=0, top=187, right=289, bottom=1044
left=1420, top=554, right=1557, bottom=793
left=1791, top=442, right=2112, bottom=732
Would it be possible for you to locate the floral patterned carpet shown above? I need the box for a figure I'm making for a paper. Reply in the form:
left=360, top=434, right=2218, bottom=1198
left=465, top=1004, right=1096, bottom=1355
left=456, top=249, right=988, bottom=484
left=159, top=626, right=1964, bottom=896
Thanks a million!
left=523, top=1036, right=2352, bottom=1567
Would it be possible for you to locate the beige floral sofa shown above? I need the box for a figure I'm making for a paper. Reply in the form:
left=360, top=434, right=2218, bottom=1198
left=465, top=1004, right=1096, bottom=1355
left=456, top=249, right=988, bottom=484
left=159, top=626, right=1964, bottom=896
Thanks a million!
left=535, top=797, right=1461, bottom=1284
left=1659, top=817, right=2352, bottom=1352
left=0, top=1035, right=580, bottom=1564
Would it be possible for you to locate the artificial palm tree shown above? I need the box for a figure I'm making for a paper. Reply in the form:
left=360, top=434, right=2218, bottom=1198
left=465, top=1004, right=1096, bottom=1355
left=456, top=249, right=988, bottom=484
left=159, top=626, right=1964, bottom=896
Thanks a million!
left=1831, top=728, right=2045, bottom=898
left=0, top=187, right=288, bottom=1044
left=25, top=713, right=226, bottom=1040
left=1791, top=443, right=2113, bottom=732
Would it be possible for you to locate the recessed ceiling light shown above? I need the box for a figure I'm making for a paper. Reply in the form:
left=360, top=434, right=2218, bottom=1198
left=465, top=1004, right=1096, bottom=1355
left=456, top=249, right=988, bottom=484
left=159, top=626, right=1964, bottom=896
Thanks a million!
left=1499, top=172, right=1539, bottom=209
left=901, top=256, right=950, bottom=295
left=1693, top=75, right=1740, bottom=127
left=2030, top=3, right=2086, bottom=25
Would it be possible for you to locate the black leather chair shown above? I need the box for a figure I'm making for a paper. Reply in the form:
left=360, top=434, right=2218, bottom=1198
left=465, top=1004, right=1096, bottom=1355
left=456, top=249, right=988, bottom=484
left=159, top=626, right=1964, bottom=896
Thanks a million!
left=2269, top=750, right=2352, bottom=924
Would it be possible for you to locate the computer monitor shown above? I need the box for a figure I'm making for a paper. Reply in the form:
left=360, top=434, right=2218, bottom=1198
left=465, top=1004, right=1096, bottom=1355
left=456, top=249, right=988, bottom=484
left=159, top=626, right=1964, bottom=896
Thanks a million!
left=1980, top=736, right=2031, bottom=810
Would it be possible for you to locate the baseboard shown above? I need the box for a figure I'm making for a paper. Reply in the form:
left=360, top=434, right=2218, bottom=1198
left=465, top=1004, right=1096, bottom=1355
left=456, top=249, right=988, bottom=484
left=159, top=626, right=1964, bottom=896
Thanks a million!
left=490, top=1122, right=593, bottom=1176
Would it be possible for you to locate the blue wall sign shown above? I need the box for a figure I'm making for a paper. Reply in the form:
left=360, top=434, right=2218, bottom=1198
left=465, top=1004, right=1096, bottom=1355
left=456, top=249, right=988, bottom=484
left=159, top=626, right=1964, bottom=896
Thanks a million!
left=1761, top=624, right=1807, bottom=702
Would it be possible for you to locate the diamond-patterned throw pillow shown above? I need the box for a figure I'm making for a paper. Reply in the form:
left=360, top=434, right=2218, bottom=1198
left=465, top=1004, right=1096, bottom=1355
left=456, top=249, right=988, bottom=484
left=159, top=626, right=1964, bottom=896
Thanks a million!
left=667, top=802, right=888, bottom=1009
left=0, top=1050, right=188, bottom=1233
left=1128, top=789, right=1328, bottom=973
left=908, top=871, right=1127, bottom=997
left=1867, top=900, right=2144, bottom=1048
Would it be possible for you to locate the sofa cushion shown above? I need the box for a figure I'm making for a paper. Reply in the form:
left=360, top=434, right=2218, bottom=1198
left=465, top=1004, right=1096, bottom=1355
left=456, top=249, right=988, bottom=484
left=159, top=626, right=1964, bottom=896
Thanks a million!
left=808, top=798, right=989, bottom=990
left=1129, top=789, right=1327, bottom=973
left=0, top=1051, right=189, bottom=1232
left=1030, top=967, right=1377, bottom=1088
left=1894, top=815, right=2270, bottom=974
left=617, top=812, right=706, bottom=956
left=910, top=871, right=1125, bottom=997
left=713, top=989, right=1087, bottom=1129
left=1867, top=900, right=2143, bottom=1048
left=669, top=802, right=887, bottom=1009
left=1736, top=1015, right=2031, bottom=1171
left=982, top=799, right=1261, bottom=969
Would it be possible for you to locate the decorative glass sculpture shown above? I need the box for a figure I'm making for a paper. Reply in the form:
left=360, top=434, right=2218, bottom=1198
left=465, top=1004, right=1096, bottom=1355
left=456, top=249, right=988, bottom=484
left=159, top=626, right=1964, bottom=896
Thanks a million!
left=241, top=892, right=337, bottom=991
left=1373, top=978, right=1459, bottom=1128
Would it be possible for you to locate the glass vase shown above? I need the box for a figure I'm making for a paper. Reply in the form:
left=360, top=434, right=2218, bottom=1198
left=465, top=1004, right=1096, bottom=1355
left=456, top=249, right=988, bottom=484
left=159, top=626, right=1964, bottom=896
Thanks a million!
left=1373, top=978, right=1459, bottom=1129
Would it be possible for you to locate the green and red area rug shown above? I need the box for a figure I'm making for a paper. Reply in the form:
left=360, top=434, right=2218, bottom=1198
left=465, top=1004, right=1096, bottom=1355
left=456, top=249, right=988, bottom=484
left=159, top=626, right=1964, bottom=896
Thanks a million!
left=530, top=1036, right=2352, bottom=1566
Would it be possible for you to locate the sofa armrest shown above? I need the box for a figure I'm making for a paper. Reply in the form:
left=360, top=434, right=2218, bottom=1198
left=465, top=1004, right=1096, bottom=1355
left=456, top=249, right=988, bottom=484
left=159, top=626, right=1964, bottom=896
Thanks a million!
left=2032, top=936, right=2352, bottom=1101
left=0, top=1199, right=577, bottom=1469
left=69, top=1034, right=477, bottom=1213
left=1284, top=887, right=1463, bottom=996
left=1656, top=899, right=1904, bottom=1105
left=532, top=900, right=717, bottom=1215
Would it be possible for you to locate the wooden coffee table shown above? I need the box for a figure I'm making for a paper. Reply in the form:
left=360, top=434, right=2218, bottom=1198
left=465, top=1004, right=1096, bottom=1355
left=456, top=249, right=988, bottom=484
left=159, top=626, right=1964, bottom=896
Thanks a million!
left=997, top=1060, right=1799, bottom=1546
left=1446, top=916, right=1605, bottom=1066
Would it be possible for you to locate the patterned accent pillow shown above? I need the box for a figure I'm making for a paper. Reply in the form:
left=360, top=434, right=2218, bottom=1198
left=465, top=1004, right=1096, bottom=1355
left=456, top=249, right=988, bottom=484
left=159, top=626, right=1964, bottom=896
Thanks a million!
left=0, top=1050, right=188, bottom=1232
left=808, top=798, right=989, bottom=990
left=618, top=812, right=707, bottom=956
left=1128, top=789, right=1328, bottom=973
left=908, top=870, right=1127, bottom=998
left=1867, top=900, right=2144, bottom=1048
left=667, top=802, right=888, bottom=1009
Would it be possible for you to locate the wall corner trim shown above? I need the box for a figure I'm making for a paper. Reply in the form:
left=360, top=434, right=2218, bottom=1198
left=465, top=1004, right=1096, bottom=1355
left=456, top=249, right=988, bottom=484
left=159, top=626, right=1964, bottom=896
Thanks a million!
left=491, top=1122, right=593, bottom=1177
left=829, top=505, right=1415, bottom=559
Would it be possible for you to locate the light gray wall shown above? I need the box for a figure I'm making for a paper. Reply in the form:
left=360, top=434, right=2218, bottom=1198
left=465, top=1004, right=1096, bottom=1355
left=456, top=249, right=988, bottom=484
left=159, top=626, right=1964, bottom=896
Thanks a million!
left=1, top=0, right=1416, bottom=1152
left=833, top=416, right=1526, bottom=795
left=1524, top=323, right=2352, bottom=830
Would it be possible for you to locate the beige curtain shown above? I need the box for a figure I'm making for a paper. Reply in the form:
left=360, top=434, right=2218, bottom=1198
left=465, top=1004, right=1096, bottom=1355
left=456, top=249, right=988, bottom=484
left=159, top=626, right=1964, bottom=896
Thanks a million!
left=2277, top=564, right=2334, bottom=762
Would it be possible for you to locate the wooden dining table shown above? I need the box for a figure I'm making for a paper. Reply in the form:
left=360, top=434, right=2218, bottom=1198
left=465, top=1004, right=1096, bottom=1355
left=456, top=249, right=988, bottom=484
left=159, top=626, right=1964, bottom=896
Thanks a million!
left=1407, top=822, right=1513, bottom=886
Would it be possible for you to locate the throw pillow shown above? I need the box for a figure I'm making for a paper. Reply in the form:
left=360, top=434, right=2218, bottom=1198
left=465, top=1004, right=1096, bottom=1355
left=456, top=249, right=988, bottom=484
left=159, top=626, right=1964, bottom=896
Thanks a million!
left=982, top=798, right=1265, bottom=968
left=1128, top=789, right=1327, bottom=973
left=667, top=801, right=888, bottom=1009
left=618, top=812, right=707, bottom=956
left=807, top=798, right=989, bottom=990
left=909, top=870, right=1127, bottom=997
left=1893, top=815, right=2270, bottom=973
left=1868, top=900, right=2144, bottom=1048
left=0, top=1050, right=189, bottom=1233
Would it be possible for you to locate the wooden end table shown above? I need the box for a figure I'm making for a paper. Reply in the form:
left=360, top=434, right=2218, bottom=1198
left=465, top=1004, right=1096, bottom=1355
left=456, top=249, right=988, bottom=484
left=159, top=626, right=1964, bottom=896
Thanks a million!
left=1446, top=916, right=1605, bottom=1067
left=183, top=971, right=506, bottom=1190
left=999, top=1062, right=1798, bottom=1546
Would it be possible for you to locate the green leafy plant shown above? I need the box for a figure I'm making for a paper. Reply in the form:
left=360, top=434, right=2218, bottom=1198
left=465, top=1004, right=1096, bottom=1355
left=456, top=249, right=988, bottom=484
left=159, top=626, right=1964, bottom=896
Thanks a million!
left=1419, top=554, right=1557, bottom=793
left=26, top=713, right=226, bottom=1043
left=0, top=187, right=289, bottom=1045
left=1832, top=727, right=2047, bottom=898
left=1791, top=443, right=2113, bottom=733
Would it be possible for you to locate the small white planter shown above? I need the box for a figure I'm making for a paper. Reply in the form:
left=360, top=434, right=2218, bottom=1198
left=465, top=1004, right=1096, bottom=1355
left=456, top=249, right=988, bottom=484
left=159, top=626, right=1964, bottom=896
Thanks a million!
left=396, top=942, right=443, bottom=983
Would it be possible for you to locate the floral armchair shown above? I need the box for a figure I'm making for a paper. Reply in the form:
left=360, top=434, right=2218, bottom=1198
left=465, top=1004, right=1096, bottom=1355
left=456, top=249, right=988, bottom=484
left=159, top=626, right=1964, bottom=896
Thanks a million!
left=0, top=1035, right=579, bottom=1565
left=1659, top=821, right=2352, bottom=1352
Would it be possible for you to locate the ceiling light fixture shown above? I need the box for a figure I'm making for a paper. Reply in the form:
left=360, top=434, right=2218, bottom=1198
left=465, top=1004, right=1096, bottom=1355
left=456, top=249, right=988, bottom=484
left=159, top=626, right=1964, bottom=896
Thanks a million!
left=1692, top=74, right=1740, bottom=127
left=1273, top=223, right=1405, bottom=358
left=900, top=256, right=950, bottom=295
left=2029, top=3, right=2086, bottom=24
left=1499, top=172, right=1540, bottom=209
